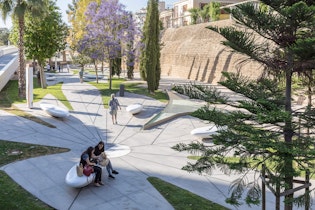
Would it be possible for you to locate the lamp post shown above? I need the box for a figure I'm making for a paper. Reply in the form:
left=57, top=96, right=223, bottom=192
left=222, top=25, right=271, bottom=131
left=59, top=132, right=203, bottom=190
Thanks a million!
left=26, top=64, right=33, bottom=108
left=55, top=52, right=60, bottom=71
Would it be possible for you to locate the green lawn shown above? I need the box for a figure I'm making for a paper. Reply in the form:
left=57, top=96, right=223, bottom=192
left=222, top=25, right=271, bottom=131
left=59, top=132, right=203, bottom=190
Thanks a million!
left=148, top=177, right=229, bottom=210
left=0, top=140, right=68, bottom=209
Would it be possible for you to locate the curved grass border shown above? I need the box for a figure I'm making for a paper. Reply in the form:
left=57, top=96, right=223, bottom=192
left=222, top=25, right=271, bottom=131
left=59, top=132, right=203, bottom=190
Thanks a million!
left=148, top=177, right=229, bottom=210
left=0, top=140, right=69, bottom=209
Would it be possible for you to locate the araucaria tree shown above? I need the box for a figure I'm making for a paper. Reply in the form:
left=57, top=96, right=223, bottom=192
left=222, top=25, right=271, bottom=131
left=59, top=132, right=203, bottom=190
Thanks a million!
left=139, top=0, right=161, bottom=93
left=0, top=0, right=48, bottom=99
left=78, top=0, right=138, bottom=89
left=173, top=1, right=315, bottom=210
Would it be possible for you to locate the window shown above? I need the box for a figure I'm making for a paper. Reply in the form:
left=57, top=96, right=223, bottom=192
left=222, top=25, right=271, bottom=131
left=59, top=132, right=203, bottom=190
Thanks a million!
left=183, top=4, right=187, bottom=12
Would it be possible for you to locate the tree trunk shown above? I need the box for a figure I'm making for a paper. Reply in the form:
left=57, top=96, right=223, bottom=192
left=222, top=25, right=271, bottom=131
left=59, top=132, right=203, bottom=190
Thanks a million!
left=94, top=60, right=99, bottom=83
left=109, top=59, right=112, bottom=90
left=40, top=66, right=47, bottom=89
left=18, top=17, right=26, bottom=99
left=307, top=70, right=313, bottom=107
left=284, top=57, right=293, bottom=210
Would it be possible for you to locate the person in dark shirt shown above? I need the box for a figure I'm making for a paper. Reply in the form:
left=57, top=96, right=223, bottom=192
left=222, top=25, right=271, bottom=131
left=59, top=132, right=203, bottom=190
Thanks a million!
left=80, top=146, right=103, bottom=187
left=94, top=141, right=119, bottom=179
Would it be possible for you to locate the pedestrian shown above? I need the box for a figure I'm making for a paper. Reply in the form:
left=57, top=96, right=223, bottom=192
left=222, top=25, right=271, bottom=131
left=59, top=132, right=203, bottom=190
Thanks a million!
left=79, top=68, right=84, bottom=83
left=80, top=146, right=103, bottom=187
left=109, top=93, right=121, bottom=124
left=37, top=70, right=41, bottom=86
left=46, top=63, right=50, bottom=71
left=93, top=141, right=119, bottom=179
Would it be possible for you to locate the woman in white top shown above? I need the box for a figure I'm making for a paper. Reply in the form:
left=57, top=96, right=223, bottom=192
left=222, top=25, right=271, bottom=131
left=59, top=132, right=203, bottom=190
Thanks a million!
left=109, top=93, right=121, bottom=124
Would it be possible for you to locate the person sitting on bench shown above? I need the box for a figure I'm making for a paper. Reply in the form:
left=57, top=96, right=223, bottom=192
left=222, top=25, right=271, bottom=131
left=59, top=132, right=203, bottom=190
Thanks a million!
left=93, top=141, right=119, bottom=179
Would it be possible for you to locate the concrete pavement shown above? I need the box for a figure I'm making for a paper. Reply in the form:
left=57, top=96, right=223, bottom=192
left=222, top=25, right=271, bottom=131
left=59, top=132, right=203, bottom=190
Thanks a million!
left=1, top=72, right=314, bottom=210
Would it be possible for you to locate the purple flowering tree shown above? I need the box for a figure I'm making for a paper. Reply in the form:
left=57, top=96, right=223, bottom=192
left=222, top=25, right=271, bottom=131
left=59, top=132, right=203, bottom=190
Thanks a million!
left=78, top=0, right=139, bottom=89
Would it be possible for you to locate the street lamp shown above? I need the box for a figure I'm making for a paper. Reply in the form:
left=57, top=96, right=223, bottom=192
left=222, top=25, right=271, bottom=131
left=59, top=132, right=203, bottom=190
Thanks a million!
left=55, top=52, right=60, bottom=71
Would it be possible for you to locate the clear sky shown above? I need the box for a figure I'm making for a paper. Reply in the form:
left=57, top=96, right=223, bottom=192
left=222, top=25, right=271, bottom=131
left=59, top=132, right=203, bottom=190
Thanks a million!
left=0, top=0, right=178, bottom=29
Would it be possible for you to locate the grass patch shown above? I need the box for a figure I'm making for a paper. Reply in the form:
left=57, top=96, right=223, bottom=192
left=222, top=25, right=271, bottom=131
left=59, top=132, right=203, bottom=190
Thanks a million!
left=0, top=140, right=69, bottom=209
left=0, top=79, right=72, bottom=128
left=123, top=82, right=169, bottom=103
left=0, top=171, right=53, bottom=209
left=89, top=78, right=126, bottom=108
left=2, top=106, right=56, bottom=128
left=33, top=82, right=73, bottom=110
left=90, top=78, right=168, bottom=108
left=0, top=140, right=69, bottom=167
left=0, top=80, right=72, bottom=110
left=148, top=177, right=229, bottom=210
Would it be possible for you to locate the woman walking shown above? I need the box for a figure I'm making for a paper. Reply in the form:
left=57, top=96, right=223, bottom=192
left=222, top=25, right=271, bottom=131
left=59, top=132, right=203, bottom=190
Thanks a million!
left=109, top=93, right=121, bottom=124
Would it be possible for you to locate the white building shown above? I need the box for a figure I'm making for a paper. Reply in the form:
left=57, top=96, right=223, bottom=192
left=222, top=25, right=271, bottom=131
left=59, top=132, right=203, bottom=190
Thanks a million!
left=134, top=1, right=168, bottom=30
left=135, top=0, right=254, bottom=30
left=160, top=0, right=246, bottom=29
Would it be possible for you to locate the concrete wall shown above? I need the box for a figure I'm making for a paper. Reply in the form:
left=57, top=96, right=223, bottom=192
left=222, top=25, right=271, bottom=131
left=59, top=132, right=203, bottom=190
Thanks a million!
left=160, top=19, right=264, bottom=84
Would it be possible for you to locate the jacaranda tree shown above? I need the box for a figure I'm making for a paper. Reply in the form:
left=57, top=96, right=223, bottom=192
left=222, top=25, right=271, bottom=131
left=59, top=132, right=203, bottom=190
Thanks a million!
left=78, top=0, right=138, bottom=89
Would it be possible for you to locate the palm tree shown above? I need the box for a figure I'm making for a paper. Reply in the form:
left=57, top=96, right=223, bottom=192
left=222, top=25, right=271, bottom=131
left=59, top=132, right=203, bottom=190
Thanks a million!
left=0, top=0, right=48, bottom=98
left=188, top=8, right=199, bottom=25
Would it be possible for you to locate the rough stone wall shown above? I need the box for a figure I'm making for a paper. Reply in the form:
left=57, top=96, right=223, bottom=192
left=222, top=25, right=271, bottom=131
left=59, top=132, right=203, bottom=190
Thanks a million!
left=160, top=19, right=264, bottom=84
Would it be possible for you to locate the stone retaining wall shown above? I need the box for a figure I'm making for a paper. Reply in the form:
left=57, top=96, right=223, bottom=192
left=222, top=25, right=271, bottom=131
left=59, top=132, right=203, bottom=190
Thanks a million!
left=160, top=19, right=264, bottom=84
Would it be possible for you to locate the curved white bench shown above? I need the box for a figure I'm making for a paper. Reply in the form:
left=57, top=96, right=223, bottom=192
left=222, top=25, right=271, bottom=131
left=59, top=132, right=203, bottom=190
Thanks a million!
left=46, top=76, right=56, bottom=81
left=65, top=164, right=96, bottom=188
left=66, top=144, right=131, bottom=188
left=126, top=103, right=143, bottom=115
left=191, top=125, right=226, bottom=139
left=84, top=74, right=104, bottom=79
left=40, top=102, right=70, bottom=118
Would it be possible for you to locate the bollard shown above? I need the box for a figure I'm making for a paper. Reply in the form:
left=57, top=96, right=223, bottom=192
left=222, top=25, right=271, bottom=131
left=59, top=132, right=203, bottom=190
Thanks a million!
left=119, top=84, right=124, bottom=97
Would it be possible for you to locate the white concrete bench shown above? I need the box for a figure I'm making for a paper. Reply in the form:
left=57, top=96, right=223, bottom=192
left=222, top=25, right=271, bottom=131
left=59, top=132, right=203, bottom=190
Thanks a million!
left=40, top=102, right=70, bottom=118
left=126, top=103, right=143, bottom=115
left=65, top=164, right=96, bottom=188
left=191, top=125, right=226, bottom=139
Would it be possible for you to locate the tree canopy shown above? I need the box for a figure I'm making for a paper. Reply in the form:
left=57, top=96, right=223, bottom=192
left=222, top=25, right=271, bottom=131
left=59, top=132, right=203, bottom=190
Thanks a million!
left=78, top=0, right=138, bottom=89
left=0, top=0, right=49, bottom=98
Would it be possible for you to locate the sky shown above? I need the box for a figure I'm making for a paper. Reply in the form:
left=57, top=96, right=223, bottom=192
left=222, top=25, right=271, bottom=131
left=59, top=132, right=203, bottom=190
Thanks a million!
left=0, top=0, right=178, bottom=29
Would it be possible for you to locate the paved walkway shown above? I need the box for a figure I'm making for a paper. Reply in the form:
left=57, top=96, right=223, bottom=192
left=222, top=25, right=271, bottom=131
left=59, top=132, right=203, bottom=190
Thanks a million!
left=1, top=72, right=314, bottom=210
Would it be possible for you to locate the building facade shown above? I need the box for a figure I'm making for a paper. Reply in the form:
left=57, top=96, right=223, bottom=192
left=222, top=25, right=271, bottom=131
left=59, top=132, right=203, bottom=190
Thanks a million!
left=160, top=0, right=246, bottom=29
left=134, top=1, right=256, bottom=30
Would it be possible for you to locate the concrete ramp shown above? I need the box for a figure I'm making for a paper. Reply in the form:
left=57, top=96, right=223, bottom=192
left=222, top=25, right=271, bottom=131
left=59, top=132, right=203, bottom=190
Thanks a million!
left=143, top=90, right=206, bottom=130
left=0, top=46, right=19, bottom=91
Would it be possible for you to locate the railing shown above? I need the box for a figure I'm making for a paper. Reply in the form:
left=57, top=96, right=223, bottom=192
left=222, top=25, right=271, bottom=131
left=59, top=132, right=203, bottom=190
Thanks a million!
left=0, top=46, right=18, bottom=57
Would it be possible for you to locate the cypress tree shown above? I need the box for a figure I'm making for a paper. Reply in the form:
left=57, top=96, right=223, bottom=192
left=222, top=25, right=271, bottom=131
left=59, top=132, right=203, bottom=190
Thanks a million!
left=140, top=0, right=161, bottom=93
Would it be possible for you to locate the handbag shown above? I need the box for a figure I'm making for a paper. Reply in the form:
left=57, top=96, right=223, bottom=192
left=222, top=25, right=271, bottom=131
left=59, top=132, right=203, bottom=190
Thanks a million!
left=83, top=165, right=94, bottom=176
left=99, top=158, right=110, bottom=166
left=99, top=152, right=110, bottom=166
left=76, top=163, right=83, bottom=177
